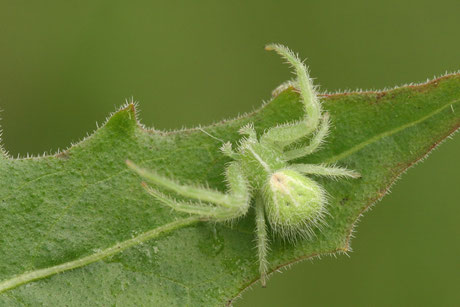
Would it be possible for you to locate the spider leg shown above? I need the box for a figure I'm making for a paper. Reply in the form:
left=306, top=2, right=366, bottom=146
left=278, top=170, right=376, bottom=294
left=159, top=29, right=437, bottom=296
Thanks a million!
left=262, top=44, right=322, bottom=148
left=260, top=119, right=315, bottom=149
left=255, top=194, right=269, bottom=287
left=288, top=163, right=361, bottom=178
left=127, top=161, right=251, bottom=219
left=282, top=113, right=330, bottom=161
left=142, top=184, right=241, bottom=220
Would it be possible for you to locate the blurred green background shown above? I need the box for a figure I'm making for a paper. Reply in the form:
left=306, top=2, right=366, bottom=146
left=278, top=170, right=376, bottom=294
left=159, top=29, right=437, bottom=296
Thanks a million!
left=1, top=1, right=459, bottom=306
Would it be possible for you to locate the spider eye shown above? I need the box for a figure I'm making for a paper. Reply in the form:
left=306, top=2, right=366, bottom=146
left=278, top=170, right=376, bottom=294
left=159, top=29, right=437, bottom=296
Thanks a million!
left=264, top=169, right=327, bottom=238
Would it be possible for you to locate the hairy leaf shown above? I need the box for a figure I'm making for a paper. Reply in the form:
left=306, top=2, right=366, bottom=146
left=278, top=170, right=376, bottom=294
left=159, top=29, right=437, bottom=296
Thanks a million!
left=0, top=74, right=459, bottom=306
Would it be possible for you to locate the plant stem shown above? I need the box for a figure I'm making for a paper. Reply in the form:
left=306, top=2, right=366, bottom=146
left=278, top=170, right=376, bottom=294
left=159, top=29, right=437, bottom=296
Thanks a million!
left=0, top=216, right=203, bottom=294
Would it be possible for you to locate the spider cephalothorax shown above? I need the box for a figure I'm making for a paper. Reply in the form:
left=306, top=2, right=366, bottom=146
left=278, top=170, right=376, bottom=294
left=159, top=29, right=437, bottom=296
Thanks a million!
left=127, top=44, right=360, bottom=286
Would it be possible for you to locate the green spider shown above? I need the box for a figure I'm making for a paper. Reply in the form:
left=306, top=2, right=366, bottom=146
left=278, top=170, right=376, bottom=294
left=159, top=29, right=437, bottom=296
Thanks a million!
left=127, top=44, right=360, bottom=286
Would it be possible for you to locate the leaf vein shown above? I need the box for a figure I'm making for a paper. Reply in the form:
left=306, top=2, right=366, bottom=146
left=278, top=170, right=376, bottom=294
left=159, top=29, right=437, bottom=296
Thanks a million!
left=324, top=98, right=460, bottom=163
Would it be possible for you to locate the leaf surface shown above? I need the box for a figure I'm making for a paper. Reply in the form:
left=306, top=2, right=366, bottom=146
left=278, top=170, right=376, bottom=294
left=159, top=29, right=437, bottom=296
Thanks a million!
left=0, top=74, right=459, bottom=306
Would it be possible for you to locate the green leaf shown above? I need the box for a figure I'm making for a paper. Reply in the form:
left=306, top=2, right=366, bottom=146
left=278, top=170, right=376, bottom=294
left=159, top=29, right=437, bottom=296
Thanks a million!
left=1, top=74, right=459, bottom=306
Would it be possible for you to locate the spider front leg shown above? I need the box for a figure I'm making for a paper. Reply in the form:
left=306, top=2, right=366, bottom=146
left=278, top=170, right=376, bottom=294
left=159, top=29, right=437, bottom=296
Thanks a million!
left=289, top=163, right=361, bottom=179
left=126, top=160, right=251, bottom=221
left=260, top=119, right=315, bottom=149
left=261, top=44, right=322, bottom=149
left=282, top=113, right=330, bottom=161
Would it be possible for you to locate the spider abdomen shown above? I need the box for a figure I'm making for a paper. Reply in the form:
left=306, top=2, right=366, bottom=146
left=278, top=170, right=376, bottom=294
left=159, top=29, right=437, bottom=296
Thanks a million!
left=263, top=169, right=327, bottom=239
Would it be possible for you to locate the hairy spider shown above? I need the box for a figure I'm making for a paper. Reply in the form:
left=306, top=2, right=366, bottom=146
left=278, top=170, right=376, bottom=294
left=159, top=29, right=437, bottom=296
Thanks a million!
left=127, top=44, right=360, bottom=286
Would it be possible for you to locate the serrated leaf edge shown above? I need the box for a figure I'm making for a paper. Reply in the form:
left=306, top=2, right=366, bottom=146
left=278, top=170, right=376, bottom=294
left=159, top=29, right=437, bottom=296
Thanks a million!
left=0, top=72, right=458, bottom=161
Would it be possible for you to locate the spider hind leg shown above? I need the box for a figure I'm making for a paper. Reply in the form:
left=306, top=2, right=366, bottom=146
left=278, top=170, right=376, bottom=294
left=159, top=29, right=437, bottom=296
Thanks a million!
left=127, top=161, right=251, bottom=221
left=255, top=195, right=269, bottom=287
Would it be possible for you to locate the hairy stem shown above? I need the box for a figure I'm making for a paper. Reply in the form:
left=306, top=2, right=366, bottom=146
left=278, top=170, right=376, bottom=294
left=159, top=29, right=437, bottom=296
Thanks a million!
left=0, top=216, right=203, bottom=294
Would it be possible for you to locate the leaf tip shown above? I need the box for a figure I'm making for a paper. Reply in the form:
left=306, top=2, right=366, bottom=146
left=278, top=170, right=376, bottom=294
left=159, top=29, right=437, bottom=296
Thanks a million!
left=118, top=101, right=138, bottom=122
left=103, top=102, right=139, bottom=134
left=122, top=102, right=137, bottom=115
left=0, top=115, right=7, bottom=160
